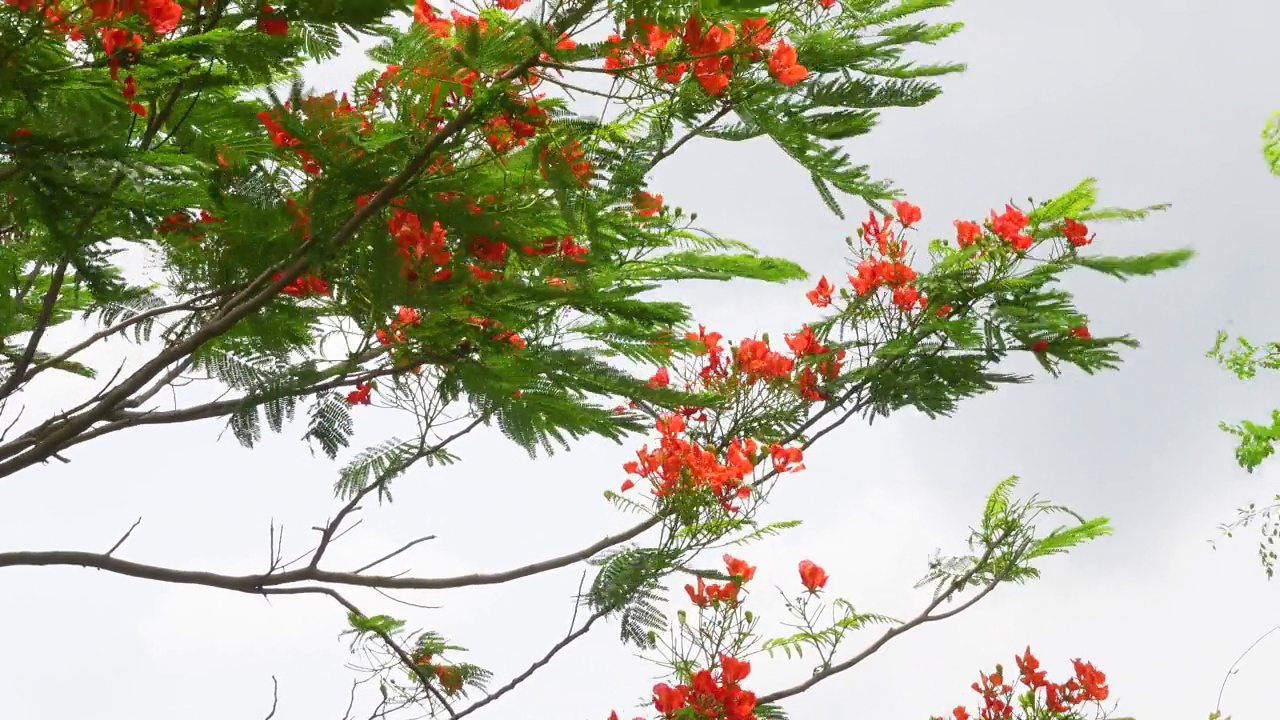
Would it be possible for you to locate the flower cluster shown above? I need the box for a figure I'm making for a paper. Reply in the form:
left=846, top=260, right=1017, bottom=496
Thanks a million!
left=649, top=654, right=759, bottom=720
left=274, top=273, right=329, bottom=298
left=1, top=0, right=297, bottom=118
left=619, top=413, right=800, bottom=513
left=605, top=557, right=831, bottom=719
left=937, top=648, right=1110, bottom=720
left=600, top=11, right=818, bottom=96
left=848, top=200, right=926, bottom=312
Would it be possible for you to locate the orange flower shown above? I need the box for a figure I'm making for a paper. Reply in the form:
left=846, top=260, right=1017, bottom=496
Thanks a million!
left=648, top=367, right=670, bottom=388
left=954, top=219, right=982, bottom=248
left=892, top=200, right=922, bottom=227
left=805, top=275, right=833, bottom=307
left=346, top=382, right=372, bottom=405
left=723, top=554, right=756, bottom=583
left=1071, top=659, right=1109, bottom=701
left=1061, top=217, right=1094, bottom=247
left=1015, top=647, right=1048, bottom=688
left=633, top=191, right=664, bottom=217
left=798, top=559, right=827, bottom=592
left=989, top=204, right=1032, bottom=251
left=768, top=40, right=808, bottom=86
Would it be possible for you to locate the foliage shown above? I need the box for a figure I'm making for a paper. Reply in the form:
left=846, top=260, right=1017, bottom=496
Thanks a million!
left=0, top=1, right=1191, bottom=719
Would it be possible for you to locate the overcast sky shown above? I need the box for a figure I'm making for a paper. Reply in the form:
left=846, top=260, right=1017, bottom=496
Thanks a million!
left=4, top=1, right=1280, bottom=719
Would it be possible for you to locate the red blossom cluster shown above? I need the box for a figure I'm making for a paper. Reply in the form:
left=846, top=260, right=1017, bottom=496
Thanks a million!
left=465, top=315, right=526, bottom=349
left=600, top=12, right=812, bottom=96
left=951, top=206, right=1095, bottom=253
left=784, top=325, right=846, bottom=401
left=255, top=93, right=370, bottom=176
left=389, top=210, right=453, bottom=282
left=482, top=94, right=549, bottom=153
left=521, top=234, right=590, bottom=262
left=273, top=273, right=329, bottom=298
left=808, top=202, right=1103, bottom=328
left=938, top=648, right=1110, bottom=720
left=375, top=306, right=423, bottom=347
left=846, top=200, right=926, bottom=313
left=3, top=0, right=290, bottom=117
left=649, top=654, right=759, bottom=720
left=539, top=139, right=594, bottom=184
left=618, top=411, right=803, bottom=510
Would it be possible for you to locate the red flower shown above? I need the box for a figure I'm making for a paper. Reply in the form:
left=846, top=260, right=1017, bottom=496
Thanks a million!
left=989, top=205, right=1032, bottom=251
left=806, top=275, right=833, bottom=307
left=769, top=443, right=804, bottom=473
left=258, top=5, right=287, bottom=34
left=633, top=191, right=664, bottom=217
left=652, top=683, right=686, bottom=714
left=892, top=200, right=922, bottom=227
left=1070, top=324, right=1091, bottom=339
left=1031, top=339, right=1050, bottom=353
left=798, top=559, right=827, bottom=592
left=768, top=40, right=808, bottom=86
left=648, top=367, right=670, bottom=388
left=954, top=219, right=982, bottom=248
left=723, top=554, right=756, bottom=584
left=1014, top=647, right=1048, bottom=688
left=1071, top=659, right=1109, bottom=700
left=1061, top=217, right=1094, bottom=247
left=143, top=0, right=183, bottom=34
left=346, top=382, right=372, bottom=405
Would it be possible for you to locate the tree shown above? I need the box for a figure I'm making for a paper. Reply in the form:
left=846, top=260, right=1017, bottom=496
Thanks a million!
left=1207, top=111, right=1280, bottom=579
left=0, top=1, right=1190, bottom=717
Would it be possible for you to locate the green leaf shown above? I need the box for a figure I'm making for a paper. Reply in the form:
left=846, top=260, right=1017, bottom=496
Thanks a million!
left=1075, top=249, right=1194, bottom=280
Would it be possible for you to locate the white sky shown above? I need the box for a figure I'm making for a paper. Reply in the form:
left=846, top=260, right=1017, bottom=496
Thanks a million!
left=3, top=1, right=1280, bottom=719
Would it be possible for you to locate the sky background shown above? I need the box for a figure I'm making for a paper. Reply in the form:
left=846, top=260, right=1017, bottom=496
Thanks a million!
left=3, top=0, right=1280, bottom=718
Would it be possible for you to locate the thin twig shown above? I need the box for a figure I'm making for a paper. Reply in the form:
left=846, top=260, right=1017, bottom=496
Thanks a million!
left=104, top=517, right=143, bottom=557
left=262, top=676, right=280, bottom=720
left=355, top=535, right=438, bottom=574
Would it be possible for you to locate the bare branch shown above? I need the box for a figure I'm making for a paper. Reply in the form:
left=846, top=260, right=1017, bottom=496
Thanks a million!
left=454, top=609, right=607, bottom=720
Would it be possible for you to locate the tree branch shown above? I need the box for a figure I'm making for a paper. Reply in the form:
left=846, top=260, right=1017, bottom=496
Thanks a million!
left=0, top=256, right=69, bottom=400
left=453, top=609, right=607, bottom=720
left=757, top=531, right=1013, bottom=705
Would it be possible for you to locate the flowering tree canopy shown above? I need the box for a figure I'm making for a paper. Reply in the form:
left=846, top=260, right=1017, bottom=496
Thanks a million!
left=0, top=1, right=1192, bottom=718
